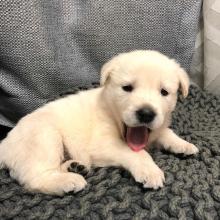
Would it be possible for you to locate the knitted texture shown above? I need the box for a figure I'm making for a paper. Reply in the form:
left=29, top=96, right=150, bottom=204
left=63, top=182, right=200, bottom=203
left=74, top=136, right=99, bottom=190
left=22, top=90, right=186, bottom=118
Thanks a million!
left=0, top=85, right=219, bottom=219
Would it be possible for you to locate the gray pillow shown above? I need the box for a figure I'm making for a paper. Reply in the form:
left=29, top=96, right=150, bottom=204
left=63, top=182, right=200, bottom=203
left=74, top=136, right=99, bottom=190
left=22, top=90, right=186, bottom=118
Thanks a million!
left=0, top=0, right=202, bottom=127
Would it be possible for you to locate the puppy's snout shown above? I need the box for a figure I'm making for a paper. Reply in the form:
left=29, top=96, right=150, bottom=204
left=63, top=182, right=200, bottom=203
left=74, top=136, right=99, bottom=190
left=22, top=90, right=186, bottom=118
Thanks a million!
left=136, top=107, right=156, bottom=124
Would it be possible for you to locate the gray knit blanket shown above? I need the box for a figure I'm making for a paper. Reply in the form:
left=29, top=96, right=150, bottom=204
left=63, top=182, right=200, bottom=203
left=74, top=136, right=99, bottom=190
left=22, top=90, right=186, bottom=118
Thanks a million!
left=0, top=85, right=219, bottom=219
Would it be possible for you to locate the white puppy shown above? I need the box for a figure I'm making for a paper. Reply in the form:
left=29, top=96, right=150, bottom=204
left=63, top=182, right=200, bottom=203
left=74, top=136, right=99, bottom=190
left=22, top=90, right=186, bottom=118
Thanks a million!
left=0, top=50, right=198, bottom=195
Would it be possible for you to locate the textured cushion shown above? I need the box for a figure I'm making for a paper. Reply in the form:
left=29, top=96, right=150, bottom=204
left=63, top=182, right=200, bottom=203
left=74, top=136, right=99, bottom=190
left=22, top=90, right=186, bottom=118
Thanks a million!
left=0, top=85, right=219, bottom=219
left=0, top=0, right=202, bottom=127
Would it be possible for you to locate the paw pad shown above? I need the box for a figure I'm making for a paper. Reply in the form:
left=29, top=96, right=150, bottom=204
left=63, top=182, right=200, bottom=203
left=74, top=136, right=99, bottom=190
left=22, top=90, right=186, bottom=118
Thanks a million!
left=68, top=162, right=89, bottom=177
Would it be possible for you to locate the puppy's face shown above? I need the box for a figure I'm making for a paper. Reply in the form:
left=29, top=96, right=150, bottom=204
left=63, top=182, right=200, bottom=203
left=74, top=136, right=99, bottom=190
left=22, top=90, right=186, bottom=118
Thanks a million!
left=101, top=50, right=189, bottom=151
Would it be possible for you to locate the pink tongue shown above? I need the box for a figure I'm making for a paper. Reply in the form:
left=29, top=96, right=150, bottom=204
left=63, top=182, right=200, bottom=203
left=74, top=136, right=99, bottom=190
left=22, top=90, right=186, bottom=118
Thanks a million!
left=126, top=126, right=149, bottom=152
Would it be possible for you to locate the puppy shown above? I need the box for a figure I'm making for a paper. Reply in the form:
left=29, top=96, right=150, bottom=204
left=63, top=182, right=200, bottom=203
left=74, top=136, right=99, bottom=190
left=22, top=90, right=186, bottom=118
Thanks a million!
left=0, top=50, right=198, bottom=195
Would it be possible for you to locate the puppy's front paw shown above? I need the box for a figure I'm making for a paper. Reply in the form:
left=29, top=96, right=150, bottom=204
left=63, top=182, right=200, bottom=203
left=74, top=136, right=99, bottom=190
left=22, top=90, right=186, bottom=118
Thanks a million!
left=182, top=142, right=199, bottom=155
left=166, top=141, right=199, bottom=155
left=132, top=163, right=165, bottom=190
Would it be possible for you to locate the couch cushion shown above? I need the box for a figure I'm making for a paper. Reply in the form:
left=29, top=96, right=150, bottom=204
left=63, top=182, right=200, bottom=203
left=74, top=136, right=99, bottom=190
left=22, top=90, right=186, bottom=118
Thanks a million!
left=0, top=0, right=202, bottom=126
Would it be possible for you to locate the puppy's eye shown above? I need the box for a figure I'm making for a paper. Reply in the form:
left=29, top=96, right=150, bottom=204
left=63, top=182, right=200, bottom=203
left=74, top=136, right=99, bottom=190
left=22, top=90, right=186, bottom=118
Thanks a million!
left=161, top=88, right=169, bottom=96
left=122, top=84, right=133, bottom=92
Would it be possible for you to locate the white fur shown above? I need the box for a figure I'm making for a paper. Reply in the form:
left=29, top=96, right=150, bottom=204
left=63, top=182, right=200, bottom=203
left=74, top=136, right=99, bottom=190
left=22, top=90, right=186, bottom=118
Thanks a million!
left=0, top=50, right=198, bottom=195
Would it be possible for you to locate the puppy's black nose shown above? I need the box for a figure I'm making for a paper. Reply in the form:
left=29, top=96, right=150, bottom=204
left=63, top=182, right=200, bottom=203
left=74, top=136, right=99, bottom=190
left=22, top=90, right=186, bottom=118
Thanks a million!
left=136, top=107, right=156, bottom=124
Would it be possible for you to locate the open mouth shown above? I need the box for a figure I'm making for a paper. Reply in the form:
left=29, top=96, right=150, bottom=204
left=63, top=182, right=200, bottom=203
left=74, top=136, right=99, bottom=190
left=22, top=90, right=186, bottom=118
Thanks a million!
left=124, top=124, right=151, bottom=152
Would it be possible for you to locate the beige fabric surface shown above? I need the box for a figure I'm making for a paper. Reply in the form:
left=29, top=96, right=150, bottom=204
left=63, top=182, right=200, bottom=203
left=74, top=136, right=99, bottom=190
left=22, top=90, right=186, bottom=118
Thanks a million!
left=191, top=0, right=220, bottom=95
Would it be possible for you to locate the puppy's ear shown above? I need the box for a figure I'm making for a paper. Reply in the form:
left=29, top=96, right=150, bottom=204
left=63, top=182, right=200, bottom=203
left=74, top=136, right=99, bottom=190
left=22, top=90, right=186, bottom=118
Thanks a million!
left=100, top=57, right=118, bottom=86
left=100, top=62, right=112, bottom=86
left=177, top=66, right=190, bottom=98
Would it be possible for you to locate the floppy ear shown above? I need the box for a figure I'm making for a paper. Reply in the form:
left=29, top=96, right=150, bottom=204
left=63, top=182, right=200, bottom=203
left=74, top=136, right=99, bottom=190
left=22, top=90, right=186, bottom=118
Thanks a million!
left=100, top=56, right=119, bottom=86
left=100, top=61, right=112, bottom=86
left=177, top=66, right=190, bottom=98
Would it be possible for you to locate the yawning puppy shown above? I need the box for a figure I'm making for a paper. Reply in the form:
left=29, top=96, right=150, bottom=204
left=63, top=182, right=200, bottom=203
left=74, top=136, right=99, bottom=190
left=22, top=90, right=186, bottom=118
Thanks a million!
left=0, top=50, right=199, bottom=195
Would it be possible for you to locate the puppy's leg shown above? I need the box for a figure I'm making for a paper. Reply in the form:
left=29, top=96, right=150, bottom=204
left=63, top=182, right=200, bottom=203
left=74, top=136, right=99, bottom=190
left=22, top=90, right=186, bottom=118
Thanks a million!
left=1, top=122, right=87, bottom=195
left=25, top=134, right=88, bottom=195
left=91, top=142, right=165, bottom=189
left=157, top=128, right=199, bottom=155
left=29, top=170, right=87, bottom=195
left=63, top=138, right=91, bottom=168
